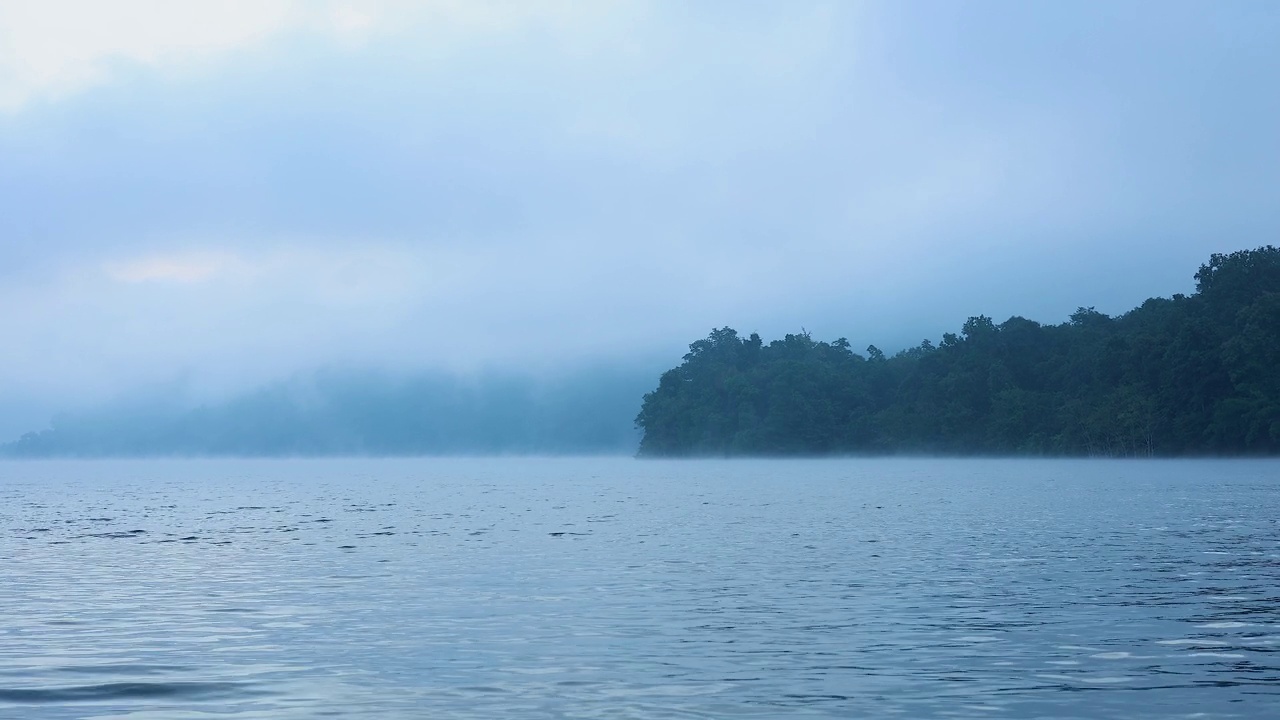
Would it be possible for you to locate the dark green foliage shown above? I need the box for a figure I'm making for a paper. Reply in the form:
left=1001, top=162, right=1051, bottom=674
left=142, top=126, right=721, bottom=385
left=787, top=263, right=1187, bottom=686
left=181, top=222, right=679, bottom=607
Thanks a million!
left=636, top=247, right=1280, bottom=456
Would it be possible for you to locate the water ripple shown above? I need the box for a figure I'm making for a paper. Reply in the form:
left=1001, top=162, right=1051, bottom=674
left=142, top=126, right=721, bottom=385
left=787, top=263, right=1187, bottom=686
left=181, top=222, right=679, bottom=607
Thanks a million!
left=2, top=457, right=1278, bottom=719
left=0, top=681, right=257, bottom=703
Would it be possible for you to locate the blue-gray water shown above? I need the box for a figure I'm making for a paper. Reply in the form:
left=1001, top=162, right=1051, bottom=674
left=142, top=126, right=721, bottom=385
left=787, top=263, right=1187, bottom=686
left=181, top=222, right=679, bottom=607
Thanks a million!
left=2, top=458, right=1278, bottom=719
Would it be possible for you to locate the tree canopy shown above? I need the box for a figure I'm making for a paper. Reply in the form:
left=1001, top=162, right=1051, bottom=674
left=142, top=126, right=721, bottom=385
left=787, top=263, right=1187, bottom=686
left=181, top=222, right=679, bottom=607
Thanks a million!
left=636, top=246, right=1280, bottom=457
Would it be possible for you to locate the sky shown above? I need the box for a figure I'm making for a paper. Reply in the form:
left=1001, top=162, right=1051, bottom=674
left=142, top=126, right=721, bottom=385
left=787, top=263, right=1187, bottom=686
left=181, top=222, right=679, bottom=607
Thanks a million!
left=1, top=0, right=1278, bottom=436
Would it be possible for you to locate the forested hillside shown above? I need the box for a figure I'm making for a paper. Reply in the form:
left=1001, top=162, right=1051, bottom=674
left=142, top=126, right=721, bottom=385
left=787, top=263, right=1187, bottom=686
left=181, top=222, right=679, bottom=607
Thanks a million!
left=636, top=247, right=1280, bottom=456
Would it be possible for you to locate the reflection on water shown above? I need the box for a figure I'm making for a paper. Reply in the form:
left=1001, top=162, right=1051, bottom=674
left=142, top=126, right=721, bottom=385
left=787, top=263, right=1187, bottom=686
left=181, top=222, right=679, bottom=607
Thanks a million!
left=1, top=458, right=1278, bottom=719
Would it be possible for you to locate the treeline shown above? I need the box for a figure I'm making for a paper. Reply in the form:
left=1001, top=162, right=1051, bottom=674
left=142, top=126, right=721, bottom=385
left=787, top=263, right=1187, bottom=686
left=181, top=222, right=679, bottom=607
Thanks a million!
left=636, top=247, right=1280, bottom=457
left=5, top=367, right=650, bottom=457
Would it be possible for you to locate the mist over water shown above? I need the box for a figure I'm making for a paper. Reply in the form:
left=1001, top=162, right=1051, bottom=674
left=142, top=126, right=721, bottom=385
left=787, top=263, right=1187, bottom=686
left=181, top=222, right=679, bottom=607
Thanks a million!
left=3, top=2, right=1280, bottom=718
left=3, top=458, right=1278, bottom=718
left=3, top=365, right=654, bottom=457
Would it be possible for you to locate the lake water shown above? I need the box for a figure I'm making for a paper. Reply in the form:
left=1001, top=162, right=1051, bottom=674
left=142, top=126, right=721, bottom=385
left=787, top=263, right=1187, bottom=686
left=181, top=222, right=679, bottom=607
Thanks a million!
left=1, top=458, right=1278, bottom=719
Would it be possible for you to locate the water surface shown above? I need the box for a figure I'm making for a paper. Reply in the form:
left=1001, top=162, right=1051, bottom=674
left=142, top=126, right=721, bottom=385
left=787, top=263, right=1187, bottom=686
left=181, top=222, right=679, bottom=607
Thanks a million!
left=2, top=458, right=1278, bottom=718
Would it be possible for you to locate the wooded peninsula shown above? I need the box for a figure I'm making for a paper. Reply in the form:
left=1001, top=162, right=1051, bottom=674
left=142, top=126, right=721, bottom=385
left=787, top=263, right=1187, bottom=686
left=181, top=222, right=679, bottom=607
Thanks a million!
left=635, top=247, right=1280, bottom=457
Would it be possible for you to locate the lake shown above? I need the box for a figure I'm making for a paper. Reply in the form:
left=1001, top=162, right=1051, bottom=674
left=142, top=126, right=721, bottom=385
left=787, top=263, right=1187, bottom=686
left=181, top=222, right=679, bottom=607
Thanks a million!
left=1, top=458, right=1278, bottom=718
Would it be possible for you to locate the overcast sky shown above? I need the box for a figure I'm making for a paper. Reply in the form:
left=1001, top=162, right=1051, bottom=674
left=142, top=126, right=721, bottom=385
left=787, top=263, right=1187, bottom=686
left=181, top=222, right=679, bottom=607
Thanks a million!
left=1, top=0, right=1278, bottom=434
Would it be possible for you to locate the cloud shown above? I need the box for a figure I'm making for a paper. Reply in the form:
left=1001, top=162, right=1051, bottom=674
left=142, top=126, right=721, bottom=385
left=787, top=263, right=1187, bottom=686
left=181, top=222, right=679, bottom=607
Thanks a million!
left=104, top=250, right=249, bottom=284
left=0, top=0, right=624, bottom=111
left=0, top=0, right=299, bottom=111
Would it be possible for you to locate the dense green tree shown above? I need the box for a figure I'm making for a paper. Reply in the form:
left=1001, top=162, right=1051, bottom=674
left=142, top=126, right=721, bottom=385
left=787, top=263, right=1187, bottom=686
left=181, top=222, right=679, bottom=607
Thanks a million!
left=636, top=247, right=1280, bottom=457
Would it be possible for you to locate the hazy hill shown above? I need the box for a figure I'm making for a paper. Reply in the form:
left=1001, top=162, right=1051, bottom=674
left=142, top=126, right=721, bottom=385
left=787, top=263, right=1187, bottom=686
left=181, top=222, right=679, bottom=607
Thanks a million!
left=4, top=366, right=651, bottom=457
